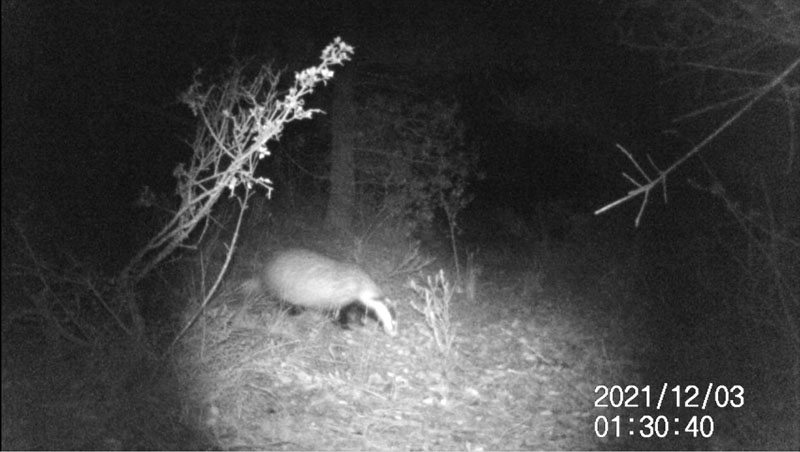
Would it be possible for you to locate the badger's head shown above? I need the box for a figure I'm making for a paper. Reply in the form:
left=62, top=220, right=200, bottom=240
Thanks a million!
left=359, top=291, right=398, bottom=337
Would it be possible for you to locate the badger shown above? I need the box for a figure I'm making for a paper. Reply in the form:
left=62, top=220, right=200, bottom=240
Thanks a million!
left=250, top=248, right=397, bottom=336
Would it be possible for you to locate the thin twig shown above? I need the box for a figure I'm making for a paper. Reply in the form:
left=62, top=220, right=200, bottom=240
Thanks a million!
left=596, top=57, right=800, bottom=226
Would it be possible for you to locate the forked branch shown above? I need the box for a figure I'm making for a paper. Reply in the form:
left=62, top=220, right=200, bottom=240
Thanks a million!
left=596, top=57, right=800, bottom=226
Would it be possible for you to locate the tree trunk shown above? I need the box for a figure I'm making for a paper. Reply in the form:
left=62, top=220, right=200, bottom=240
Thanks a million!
left=325, top=69, right=356, bottom=232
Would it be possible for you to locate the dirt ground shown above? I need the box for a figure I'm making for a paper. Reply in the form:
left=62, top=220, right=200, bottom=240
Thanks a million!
left=3, top=253, right=797, bottom=450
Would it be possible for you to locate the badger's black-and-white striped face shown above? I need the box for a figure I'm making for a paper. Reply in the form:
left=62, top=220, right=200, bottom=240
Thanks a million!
left=338, top=297, right=397, bottom=336
left=358, top=296, right=397, bottom=336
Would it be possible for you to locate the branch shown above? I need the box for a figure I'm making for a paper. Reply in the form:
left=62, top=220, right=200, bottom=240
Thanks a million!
left=596, top=56, right=800, bottom=226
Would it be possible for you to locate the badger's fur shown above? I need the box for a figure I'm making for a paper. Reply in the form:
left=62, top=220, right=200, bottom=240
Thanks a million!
left=253, top=248, right=397, bottom=336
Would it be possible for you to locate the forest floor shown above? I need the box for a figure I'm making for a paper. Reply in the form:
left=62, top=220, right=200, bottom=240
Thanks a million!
left=2, top=247, right=797, bottom=450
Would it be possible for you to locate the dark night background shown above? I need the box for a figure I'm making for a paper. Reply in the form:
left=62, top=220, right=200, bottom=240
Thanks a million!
left=2, top=0, right=798, bottom=450
left=2, top=0, right=664, bottom=261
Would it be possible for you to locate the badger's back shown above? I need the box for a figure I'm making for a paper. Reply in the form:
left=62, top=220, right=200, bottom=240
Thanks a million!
left=263, top=249, right=382, bottom=309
